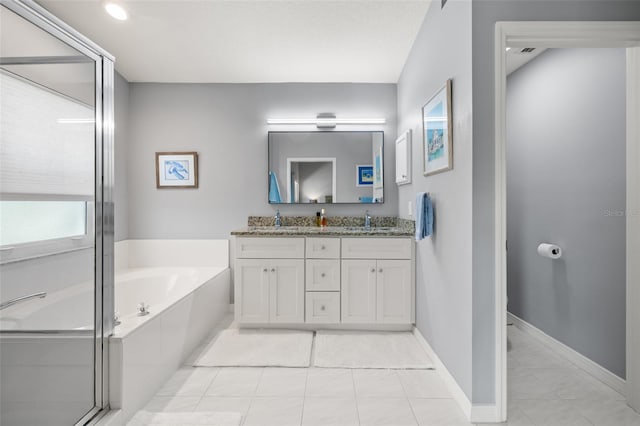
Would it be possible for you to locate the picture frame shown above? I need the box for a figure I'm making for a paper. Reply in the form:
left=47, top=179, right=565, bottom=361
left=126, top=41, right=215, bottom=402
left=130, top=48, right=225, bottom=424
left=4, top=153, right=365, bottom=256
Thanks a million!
left=356, top=164, right=374, bottom=187
left=155, top=152, right=198, bottom=188
left=373, top=147, right=384, bottom=189
left=422, top=79, right=453, bottom=177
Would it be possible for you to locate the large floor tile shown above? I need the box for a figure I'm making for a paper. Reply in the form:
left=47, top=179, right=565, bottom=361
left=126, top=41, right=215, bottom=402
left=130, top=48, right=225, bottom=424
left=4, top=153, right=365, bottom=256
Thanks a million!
left=510, top=399, right=593, bottom=426
left=570, top=399, right=640, bottom=426
left=156, top=367, right=219, bottom=397
left=397, top=369, right=451, bottom=399
left=475, top=406, right=535, bottom=426
left=302, top=397, right=359, bottom=426
left=195, top=396, right=252, bottom=417
left=305, top=368, right=355, bottom=398
left=357, top=397, right=418, bottom=426
left=205, top=367, right=263, bottom=396
left=409, top=398, right=468, bottom=426
left=255, top=367, right=308, bottom=397
left=143, top=396, right=201, bottom=412
left=243, top=397, right=304, bottom=426
left=533, top=368, right=624, bottom=401
left=353, top=369, right=406, bottom=398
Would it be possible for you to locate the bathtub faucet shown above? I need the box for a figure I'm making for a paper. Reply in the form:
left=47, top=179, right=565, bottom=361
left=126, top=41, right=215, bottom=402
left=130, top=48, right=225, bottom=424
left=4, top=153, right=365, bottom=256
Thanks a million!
left=137, top=302, right=150, bottom=316
left=0, top=292, right=46, bottom=311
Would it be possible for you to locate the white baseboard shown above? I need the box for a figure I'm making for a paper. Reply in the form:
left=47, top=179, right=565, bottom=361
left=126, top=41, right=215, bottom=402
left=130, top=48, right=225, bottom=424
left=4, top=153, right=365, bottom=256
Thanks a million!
left=413, top=327, right=502, bottom=423
left=507, top=312, right=626, bottom=395
left=412, top=327, right=472, bottom=420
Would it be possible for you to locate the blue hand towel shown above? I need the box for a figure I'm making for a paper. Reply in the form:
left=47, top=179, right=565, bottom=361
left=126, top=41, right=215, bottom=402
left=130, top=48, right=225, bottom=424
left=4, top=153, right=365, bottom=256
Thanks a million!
left=415, top=192, right=434, bottom=240
left=269, top=171, right=282, bottom=203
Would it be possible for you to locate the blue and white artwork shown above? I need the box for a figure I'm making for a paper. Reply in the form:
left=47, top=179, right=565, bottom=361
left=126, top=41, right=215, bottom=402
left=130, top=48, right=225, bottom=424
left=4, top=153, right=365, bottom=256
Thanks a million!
left=422, top=80, right=452, bottom=176
left=156, top=152, right=198, bottom=188
left=164, top=160, right=190, bottom=181
left=356, top=165, right=374, bottom=186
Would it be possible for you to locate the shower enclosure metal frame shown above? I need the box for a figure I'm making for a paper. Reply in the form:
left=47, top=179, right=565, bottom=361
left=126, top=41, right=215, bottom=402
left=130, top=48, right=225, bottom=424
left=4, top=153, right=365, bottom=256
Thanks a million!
left=0, top=0, right=115, bottom=424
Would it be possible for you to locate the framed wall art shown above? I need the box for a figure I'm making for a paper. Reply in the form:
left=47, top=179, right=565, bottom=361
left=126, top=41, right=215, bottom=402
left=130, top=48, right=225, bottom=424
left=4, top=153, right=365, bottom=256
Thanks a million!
left=155, top=152, right=198, bottom=188
left=422, top=79, right=453, bottom=176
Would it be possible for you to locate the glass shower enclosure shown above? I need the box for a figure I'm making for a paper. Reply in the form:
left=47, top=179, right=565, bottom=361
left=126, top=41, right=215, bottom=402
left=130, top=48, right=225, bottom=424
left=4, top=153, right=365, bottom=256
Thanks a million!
left=0, top=1, right=114, bottom=424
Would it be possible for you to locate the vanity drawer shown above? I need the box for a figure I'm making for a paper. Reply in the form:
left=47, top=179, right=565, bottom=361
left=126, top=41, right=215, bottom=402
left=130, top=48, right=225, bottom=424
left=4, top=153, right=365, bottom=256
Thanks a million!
left=236, top=237, right=304, bottom=259
left=341, top=238, right=412, bottom=259
left=306, top=259, right=340, bottom=291
left=305, top=292, right=340, bottom=324
left=306, top=237, right=340, bottom=258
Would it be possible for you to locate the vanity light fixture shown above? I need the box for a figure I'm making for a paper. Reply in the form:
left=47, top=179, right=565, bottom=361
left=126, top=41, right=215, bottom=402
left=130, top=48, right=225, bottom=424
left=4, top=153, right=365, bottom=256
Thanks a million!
left=266, top=116, right=386, bottom=128
left=104, top=2, right=128, bottom=21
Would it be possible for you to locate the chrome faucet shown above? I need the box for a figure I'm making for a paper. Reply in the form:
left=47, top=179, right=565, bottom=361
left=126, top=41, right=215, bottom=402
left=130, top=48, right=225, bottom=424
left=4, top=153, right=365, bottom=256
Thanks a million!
left=0, top=292, right=46, bottom=311
left=364, top=210, right=372, bottom=230
left=274, top=209, right=281, bottom=228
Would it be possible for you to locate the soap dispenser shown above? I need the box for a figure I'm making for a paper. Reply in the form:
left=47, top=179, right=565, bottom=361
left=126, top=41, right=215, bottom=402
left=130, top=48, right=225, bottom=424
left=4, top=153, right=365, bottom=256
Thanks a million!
left=320, top=208, right=327, bottom=227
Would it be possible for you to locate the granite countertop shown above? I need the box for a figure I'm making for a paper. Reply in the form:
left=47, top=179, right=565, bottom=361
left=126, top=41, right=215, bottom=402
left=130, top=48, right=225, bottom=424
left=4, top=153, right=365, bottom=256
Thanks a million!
left=231, top=225, right=414, bottom=237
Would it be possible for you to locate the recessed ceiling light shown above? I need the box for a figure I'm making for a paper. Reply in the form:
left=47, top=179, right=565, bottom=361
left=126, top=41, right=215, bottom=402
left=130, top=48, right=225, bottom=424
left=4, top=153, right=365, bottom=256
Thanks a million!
left=104, top=2, right=128, bottom=21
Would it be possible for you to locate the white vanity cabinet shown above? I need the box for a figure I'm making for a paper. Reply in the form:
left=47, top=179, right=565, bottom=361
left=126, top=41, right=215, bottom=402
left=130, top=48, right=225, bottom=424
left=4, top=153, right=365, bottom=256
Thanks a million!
left=341, top=238, right=413, bottom=324
left=235, top=238, right=305, bottom=323
left=234, top=235, right=414, bottom=328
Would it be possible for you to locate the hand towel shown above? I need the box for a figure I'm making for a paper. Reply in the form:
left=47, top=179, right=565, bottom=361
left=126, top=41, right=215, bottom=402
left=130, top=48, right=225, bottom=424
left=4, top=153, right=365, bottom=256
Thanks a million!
left=269, top=171, right=282, bottom=203
left=415, top=192, right=434, bottom=240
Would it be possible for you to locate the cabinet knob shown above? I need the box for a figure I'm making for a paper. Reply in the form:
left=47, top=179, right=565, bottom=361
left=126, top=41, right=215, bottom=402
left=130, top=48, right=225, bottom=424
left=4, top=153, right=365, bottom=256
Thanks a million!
left=379, top=268, right=383, bottom=273
left=402, top=174, right=407, bottom=178
left=321, top=273, right=326, bottom=278
left=370, top=268, right=376, bottom=273
left=263, top=268, right=268, bottom=272
left=320, top=305, right=326, bottom=311
left=321, top=245, right=326, bottom=250
left=271, top=268, right=276, bottom=272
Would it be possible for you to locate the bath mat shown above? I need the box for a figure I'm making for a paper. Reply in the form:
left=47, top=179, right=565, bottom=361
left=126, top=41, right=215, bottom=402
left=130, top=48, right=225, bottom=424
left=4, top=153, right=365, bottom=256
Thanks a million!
left=194, top=328, right=313, bottom=367
left=127, top=411, right=242, bottom=426
left=313, top=330, right=435, bottom=369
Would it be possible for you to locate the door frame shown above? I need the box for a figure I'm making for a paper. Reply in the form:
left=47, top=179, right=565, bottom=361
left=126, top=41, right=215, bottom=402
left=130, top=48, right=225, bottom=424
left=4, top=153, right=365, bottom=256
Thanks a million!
left=286, top=157, right=337, bottom=203
left=494, top=21, right=640, bottom=421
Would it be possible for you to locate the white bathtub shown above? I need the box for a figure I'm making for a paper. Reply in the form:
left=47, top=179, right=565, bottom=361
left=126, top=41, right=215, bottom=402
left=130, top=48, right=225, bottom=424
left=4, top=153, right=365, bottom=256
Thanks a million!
left=108, top=240, right=230, bottom=424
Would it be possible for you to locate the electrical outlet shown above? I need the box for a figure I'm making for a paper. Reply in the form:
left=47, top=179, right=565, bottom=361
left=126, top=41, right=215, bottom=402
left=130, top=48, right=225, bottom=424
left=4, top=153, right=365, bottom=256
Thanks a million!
left=408, top=200, right=413, bottom=216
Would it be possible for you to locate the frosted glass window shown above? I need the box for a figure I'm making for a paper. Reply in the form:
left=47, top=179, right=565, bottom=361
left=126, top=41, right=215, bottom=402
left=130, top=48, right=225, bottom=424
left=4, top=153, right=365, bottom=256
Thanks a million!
left=0, top=201, right=87, bottom=246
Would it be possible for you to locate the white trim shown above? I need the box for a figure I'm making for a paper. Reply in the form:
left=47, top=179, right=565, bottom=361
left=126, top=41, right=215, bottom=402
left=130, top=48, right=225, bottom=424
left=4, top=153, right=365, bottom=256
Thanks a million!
left=412, top=327, right=471, bottom=420
left=495, top=21, right=640, bottom=422
left=627, top=46, right=640, bottom=412
left=508, top=313, right=626, bottom=395
left=285, top=157, right=337, bottom=203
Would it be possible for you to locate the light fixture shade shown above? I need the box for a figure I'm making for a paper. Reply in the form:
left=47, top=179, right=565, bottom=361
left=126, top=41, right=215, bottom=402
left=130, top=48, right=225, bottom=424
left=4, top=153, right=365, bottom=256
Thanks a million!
left=266, top=117, right=386, bottom=125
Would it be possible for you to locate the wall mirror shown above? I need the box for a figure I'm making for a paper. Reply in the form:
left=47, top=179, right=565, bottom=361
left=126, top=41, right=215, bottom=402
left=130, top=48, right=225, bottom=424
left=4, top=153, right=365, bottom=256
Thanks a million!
left=268, top=131, right=384, bottom=204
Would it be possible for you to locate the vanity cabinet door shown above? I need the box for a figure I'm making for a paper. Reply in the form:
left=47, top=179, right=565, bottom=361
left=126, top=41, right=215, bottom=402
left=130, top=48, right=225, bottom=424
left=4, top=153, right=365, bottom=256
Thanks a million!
left=376, top=260, right=412, bottom=324
left=341, top=260, right=377, bottom=323
left=269, top=259, right=305, bottom=323
left=236, top=259, right=269, bottom=323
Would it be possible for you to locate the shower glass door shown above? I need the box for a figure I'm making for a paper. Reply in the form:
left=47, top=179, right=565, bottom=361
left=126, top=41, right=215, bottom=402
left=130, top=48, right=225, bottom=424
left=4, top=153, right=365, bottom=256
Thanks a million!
left=0, top=2, right=112, bottom=424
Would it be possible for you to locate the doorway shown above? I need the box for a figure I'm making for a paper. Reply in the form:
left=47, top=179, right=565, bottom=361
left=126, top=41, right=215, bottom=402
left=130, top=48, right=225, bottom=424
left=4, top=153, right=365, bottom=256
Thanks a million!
left=494, top=22, right=640, bottom=422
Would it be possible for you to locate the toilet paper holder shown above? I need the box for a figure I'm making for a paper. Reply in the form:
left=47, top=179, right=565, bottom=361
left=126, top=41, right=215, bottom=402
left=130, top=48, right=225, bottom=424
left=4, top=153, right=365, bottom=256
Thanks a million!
left=537, top=243, right=562, bottom=259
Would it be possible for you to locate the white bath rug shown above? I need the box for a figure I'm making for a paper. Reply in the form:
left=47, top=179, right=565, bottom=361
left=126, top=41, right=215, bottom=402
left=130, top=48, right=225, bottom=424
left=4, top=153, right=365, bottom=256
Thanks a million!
left=194, top=328, right=313, bottom=367
left=313, top=330, right=435, bottom=369
left=127, top=411, right=241, bottom=426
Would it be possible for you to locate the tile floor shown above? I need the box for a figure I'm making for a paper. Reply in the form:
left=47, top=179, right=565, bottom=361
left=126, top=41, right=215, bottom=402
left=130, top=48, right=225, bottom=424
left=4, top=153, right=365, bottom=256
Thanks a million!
left=130, top=318, right=640, bottom=425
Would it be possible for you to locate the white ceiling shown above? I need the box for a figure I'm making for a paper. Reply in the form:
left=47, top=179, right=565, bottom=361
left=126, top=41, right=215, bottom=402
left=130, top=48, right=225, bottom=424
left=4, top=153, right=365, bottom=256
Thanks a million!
left=37, top=0, right=431, bottom=83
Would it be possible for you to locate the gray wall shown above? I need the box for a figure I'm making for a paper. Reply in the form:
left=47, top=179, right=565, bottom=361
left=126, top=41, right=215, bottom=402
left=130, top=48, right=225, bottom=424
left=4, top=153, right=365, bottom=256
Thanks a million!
left=506, top=48, right=626, bottom=378
left=114, top=71, right=129, bottom=242
left=471, top=0, right=640, bottom=403
left=269, top=132, right=377, bottom=203
left=126, top=83, right=397, bottom=239
left=397, top=0, right=474, bottom=399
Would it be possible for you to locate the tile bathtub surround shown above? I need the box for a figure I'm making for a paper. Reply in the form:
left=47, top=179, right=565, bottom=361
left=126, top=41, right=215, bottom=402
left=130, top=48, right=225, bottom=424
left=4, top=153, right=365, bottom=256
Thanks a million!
left=247, top=215, right=408, bottom=228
